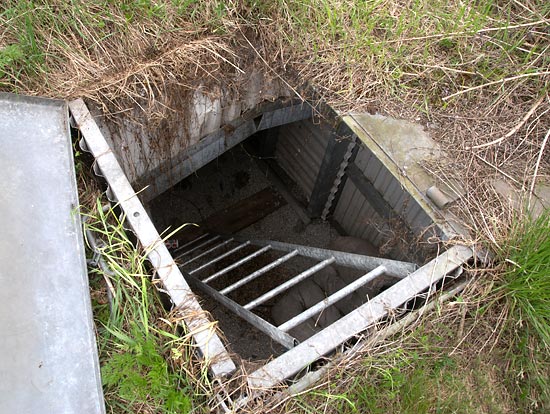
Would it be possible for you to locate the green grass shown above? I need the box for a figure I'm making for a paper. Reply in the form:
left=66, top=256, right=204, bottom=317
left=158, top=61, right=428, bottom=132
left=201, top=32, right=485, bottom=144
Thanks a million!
left=291, top=332, right=510, bottom=414
left=499, top=210, right=550, bottom=349
left=84, top=201, right=210, bottom=414
left=494, top=210, right=550, bottom=411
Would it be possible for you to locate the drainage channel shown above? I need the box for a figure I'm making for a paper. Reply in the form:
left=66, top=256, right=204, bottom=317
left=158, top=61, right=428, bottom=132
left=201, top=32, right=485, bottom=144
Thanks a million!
left=70, top=96, right=474, bottom=405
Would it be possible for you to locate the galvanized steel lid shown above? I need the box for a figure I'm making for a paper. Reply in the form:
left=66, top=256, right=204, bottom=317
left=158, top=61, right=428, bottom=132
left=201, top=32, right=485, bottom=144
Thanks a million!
left=0, top=93, right=105, bottom=414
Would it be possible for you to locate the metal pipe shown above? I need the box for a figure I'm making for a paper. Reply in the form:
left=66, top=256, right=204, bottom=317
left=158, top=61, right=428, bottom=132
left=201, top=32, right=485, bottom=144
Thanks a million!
left=179, top=238, right=234, bottom=267
left=185, top=273, right=297, bottom=349
left=202, top=246, right=272, bottom=284
left=220, top=250, right=299, bottom=295
left=278, top=265, right=387, bottom=332
left=243, top=258, right=336, bottom=310
left=188, top=241, right=250, bottom=275
left=243, top=238, right=416, bottom=277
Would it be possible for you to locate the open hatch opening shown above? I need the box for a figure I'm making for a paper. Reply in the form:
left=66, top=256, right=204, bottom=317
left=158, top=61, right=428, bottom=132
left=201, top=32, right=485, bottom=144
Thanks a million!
left=71, top=96, right=472, bottom=389
left=147, top=118, right=432, bottom=362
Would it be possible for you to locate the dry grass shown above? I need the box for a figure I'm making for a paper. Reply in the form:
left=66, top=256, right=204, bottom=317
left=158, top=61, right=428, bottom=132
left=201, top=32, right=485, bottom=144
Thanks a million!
left=1, top=1, right=260, bottom=125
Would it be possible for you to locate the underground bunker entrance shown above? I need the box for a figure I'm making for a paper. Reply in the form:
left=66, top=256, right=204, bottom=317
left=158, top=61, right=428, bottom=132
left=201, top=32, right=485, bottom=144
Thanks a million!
left=148, top=121, right=425, bottom=363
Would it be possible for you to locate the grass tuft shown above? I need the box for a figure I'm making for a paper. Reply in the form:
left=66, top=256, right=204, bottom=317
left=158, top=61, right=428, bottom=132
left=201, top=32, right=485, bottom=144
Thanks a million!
left=84, top=200, right=212, bottom=414
left=498, top=210, right=550, bottom=349
left=492, top=210, right=550, bottom=411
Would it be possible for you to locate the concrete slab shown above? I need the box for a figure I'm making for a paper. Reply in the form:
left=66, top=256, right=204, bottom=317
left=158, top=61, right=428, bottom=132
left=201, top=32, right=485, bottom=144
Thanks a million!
left=343, top=113, right=468, bottom=238
left=0, top=93, right=105, bottom=414
left=346, top=113, right=447, bottom=194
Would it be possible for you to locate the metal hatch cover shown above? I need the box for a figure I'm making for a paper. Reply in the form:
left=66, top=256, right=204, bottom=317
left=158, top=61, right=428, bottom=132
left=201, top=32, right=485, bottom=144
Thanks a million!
left=0, top=93, right=105, bottom=414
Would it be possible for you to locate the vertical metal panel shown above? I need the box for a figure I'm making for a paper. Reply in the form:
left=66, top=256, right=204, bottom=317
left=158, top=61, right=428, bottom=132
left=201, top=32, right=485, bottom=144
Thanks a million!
left=333, top=180, right=354, bottom=230
left=415, top=209, right=436, bottom=230
left=385, top=177, right=404, bottom=210
left=333, top=138, right=438, bottom=247
left=333, top=176, right=388, bottom=247
left=276, top=141, right=316, bottom=193
left=354, top=145, right=372, bottom=170
left=348, top=193, right=366, bottom=236
left=333, top=143, right=391, bottom=246
left=362, top=150, right=384, bottom=185
left=275, top=119, right=331, bottom=200
left=334, top=182, right=357, bottom=236
left=404, top=198, right=434, bottom=235
left=394, top=192, right=409, bottom=216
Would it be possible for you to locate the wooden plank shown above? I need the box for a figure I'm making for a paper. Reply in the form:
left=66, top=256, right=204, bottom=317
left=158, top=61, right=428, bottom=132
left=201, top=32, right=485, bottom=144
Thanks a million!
left=175, top=187, right=287, bottom=244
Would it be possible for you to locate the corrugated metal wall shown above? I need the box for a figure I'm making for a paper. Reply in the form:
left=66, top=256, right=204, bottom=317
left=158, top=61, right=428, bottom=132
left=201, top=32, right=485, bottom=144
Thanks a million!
left=275, top=119, right=331, bottom=201
left=275, top=118, right=435, bottom=257
left=333, top=143, right=434, bottom=253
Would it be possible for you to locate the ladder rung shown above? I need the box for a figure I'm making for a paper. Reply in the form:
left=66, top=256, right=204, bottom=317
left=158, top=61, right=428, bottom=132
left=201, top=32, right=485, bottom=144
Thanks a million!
left=243, top=257, right=336, bottom=310
left=174, top=235, right=221, bottom=261
left=202, top=246, right=272, bottom=284
left=188, top=241, right=250, bottom=275
left=172, top=233, right=210, bottom=255
left=244, top=238, right=416, bottom=277
left=278, top=265, right=387, bottom=332
left=220, top=250, right=299, bottom=295
left=180, top=238, right=234, bottom=267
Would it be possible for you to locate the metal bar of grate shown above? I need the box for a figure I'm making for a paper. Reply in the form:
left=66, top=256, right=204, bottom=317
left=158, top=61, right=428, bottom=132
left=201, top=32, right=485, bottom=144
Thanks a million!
left=179, top=238, right=234, bottom=267
left=202, top=245, right=272, bottom=284
left=247, top=245, right=474, bottom=389
left=174, top=235, right=221, bottom=261
left=244, top=258, right=336, bottom=310
left=172, top=233, right=211, bottom=255
left=220, top=250, right=299, bottom=295
left=185, top=273, right=297, bottom=349
left=278, top=265, right=387, bottom=332
left=244, top=238, right=415, bottom=277
left=188, top=241, right=251, bottom=275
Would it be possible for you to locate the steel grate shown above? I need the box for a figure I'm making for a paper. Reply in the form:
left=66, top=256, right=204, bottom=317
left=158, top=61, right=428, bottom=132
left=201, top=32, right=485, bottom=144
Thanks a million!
left=176, top=233, right=417, bottom=349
